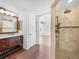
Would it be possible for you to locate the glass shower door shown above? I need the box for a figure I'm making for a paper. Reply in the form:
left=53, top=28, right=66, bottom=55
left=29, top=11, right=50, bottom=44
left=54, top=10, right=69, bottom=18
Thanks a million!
left=56, top=7, right=79, bottom=59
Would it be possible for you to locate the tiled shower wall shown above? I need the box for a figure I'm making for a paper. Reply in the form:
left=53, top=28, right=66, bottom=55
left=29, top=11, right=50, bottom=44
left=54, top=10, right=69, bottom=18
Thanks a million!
left=56, top=7, right=79, bottom=59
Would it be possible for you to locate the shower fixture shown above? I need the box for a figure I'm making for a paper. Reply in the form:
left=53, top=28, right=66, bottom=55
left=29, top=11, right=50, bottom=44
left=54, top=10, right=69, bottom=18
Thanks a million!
left=64, top=9, right=71, bottom=14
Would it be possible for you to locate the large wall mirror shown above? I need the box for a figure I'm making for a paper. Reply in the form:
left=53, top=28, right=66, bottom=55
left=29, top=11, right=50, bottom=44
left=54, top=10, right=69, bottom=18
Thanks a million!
left=0, top=14, right=18, bottom=34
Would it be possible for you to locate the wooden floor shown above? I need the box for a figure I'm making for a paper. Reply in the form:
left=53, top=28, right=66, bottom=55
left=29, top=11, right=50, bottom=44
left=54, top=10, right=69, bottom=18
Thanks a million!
left=5, top=35, right=50, bottom=59
left=5, top=49, right=27, bottom=59
left=33, top=45, right=50, bottom=59
left=4, top=44, right=50, bottom=59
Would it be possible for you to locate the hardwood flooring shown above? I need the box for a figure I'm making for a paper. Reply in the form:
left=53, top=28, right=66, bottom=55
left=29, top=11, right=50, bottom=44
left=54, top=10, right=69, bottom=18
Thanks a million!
left=4, top=35, right=50, bottom=59
left=4, top=44, right=50, bottom=59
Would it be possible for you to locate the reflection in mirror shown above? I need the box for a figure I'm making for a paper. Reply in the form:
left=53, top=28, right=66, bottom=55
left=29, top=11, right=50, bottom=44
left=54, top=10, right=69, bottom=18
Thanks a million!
left=0, top=14, right=18, bottom=34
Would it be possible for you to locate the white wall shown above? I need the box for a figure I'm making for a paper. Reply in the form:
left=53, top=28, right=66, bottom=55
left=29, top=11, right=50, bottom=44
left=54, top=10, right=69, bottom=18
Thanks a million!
left=0, top=1, right=37, bottom=49
left=21, top=11, right=37, bottom=49
left=0, top=0, right=51, bottom=50
left=0, top=2, right=23, bottom=39
left=18, top=0, right=51, bottom=49
left=35, top=0, right=51, bottom=44
left=36, top=0, right=51, bottom=15
left=39, top=13, right=51, bottom=35
left=27, top=13, right=36, bottom=49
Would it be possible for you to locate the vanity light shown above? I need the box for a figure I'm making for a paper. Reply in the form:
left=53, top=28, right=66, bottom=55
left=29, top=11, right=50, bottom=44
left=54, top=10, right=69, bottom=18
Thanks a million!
left=0, top=9, right=5, bottom=13
left=0, top=7, right=16, bottom=16
left=68, top=0, right=73, bottom=3
left=5, top=11, right=10, bottom=15
left=10, top=13, right=15, bottom=16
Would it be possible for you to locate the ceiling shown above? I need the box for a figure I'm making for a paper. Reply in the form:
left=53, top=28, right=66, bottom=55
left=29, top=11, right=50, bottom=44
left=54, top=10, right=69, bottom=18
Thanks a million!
left=56, top=0, right=79, bottom=11
left=0, top=0, right=37, bottom=12
left=0, top=0, right=51, bottom=16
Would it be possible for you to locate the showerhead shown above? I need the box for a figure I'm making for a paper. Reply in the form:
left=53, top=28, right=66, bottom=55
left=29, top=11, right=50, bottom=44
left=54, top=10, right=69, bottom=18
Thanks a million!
left=64, top=9, right=71, bottom=14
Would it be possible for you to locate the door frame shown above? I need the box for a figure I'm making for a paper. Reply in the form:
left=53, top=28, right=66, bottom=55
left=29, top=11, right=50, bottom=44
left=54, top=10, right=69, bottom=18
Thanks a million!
left=36, top=12, right=51, bottom=45
left=51, top=0, right=60, bottom=59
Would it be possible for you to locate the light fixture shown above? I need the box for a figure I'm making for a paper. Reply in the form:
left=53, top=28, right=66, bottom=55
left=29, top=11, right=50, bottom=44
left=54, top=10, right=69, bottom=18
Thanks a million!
left=68, top=0, right=73, bottom=3
left=0, top=9, right=5, bottom=13
left=5, top=11, right=10, bottom=15
left=10, top=13, right=15, bottom=16
left=0, top=7, right=16, bottom=16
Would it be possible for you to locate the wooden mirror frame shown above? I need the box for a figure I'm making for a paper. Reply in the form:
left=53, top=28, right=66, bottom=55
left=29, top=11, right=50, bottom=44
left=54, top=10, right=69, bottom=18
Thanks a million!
left=0, top=16, right=19, bottom=34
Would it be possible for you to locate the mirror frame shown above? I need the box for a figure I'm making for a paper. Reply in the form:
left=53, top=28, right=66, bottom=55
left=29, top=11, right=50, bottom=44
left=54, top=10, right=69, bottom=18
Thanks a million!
left=0, top=16, right=18, bottom=34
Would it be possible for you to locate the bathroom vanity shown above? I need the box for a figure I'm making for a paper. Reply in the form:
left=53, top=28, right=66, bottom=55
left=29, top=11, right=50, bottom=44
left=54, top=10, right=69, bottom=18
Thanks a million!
left=0, top=35, right=23, bottom=58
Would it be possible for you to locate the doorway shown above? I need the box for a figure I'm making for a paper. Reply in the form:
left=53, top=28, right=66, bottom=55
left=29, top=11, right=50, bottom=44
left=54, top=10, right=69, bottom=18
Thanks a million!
left=36, top=12, right=51, bottom=59
left=37, top=12, right=51, bottom=46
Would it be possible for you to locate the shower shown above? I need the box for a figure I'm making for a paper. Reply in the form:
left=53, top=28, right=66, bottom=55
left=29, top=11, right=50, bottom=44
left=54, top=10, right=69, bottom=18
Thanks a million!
left=55, top=7, right=79, bottom=59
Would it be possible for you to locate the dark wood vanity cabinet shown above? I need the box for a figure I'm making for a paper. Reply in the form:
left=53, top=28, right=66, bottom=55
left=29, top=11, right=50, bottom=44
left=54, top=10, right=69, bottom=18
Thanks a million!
left=0, top=35, right=23, bottom=58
